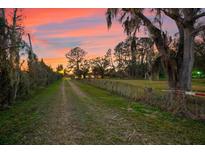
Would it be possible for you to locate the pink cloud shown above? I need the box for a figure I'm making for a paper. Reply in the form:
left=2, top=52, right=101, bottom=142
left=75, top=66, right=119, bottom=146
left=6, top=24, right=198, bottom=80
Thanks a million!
left=22, top=8, right=106, bottom=27
left=18, top=8, right=177, bottom=69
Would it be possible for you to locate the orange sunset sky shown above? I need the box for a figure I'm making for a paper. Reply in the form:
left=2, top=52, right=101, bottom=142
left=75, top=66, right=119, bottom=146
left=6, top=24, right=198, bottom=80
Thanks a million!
left=20, top=9, right=177, bottom=69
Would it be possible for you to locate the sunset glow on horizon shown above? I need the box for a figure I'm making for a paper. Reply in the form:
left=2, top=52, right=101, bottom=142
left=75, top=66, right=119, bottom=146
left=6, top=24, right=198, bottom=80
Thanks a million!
left=21, top=8, right=177, bottom=69
left=21, top=8, right=127, bottom=68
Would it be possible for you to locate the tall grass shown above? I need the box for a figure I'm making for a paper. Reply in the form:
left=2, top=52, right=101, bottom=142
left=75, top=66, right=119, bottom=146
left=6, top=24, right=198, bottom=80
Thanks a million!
left=82, top=79, right=205, bottom=120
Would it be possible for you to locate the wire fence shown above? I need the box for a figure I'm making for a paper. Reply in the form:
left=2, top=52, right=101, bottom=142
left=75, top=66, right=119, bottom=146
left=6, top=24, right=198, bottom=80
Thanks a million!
left=82, top=79, right=205, bottom=120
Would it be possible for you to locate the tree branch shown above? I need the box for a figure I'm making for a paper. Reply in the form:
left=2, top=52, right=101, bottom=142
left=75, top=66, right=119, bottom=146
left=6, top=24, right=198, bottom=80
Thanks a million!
left=192, top=25, right=205, bottom=36
left=161, top=9, right=183, bottom=24
left=135, top=12, right=169, bottom=58
left=193, top=12, right=205, bottom=21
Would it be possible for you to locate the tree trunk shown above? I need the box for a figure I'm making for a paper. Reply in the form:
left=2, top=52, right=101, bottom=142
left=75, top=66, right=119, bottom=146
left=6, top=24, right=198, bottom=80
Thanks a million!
left=137, top=11, right=195, bottom=91
left=130, top=38, right=137, bottom=77
left=0, top=8, right=11, bottom=107
left=179, top=28, right=194, bottom=91
left=101, top=71, right=104, bottom=79
left=166, top=59, right=178, bottom=89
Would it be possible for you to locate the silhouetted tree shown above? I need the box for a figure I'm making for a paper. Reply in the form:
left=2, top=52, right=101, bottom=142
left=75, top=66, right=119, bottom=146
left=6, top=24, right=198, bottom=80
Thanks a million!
left=0, top=8, right=11, bottom=107
left=56, top=64, right=64, bottom=75
left=91, top=49, right=112, bottom=78
left=114, top=41, right=130, bottom=76
left=0, top=9, right=61, bottom=108
left=80, top=60, right=90, bottom=79
left=66, top=47, right=87, bottom=78
left=114, top=37, right=159, bottom=79
left=0, top=9, right=25, bottom=106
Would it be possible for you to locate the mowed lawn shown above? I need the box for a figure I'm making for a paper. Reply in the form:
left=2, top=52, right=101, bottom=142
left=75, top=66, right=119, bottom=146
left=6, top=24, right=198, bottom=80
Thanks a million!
left=110, top=79, right=205, bottom=92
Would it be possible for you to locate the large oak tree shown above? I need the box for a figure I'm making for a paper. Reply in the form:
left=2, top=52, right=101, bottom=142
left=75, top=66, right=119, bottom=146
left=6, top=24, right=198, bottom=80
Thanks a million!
left=106, top=8, right=205, bottom=91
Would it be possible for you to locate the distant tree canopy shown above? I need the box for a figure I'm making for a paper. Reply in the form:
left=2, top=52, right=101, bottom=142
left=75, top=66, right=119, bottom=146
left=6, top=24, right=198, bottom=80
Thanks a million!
left=65, top=42, right=158, bottom=80
left=56, top=64, right=63, bottom=72
left=65, top=47, right=114, bottom=79
left=91, top=49, right=113, bottom=78
left=113, top=37, right=160, bottom=79
left=56, top=64, right=64, bottom=75
left=80, top=60, right=90, bottom=79
left=65, top=47, right=87, bottom=78
left=0, top=9, right=62, bottom=109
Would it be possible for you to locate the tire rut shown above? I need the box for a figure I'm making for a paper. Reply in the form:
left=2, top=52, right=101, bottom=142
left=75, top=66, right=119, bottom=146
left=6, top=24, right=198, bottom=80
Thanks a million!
left=29, top=79, right=85, bottom=144
left=68, top=80, right=154, bottom=144
left=27, top=79, right=157, bottom=144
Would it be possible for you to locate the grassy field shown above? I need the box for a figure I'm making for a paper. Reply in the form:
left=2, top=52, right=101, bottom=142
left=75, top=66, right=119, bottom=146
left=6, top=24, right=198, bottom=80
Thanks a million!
left=0, top=78, right=205, bottom=144
left=110, top=79, right=205, bottom=92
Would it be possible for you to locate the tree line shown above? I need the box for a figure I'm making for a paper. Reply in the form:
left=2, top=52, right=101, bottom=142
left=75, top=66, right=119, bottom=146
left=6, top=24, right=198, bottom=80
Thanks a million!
left=65, top=37, right=162, bottom=80
left=0, top=9, right=62, bottom=109
left=65, top=34, right=205, bottom=83
left=65, top=8, right=205, bottom=92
